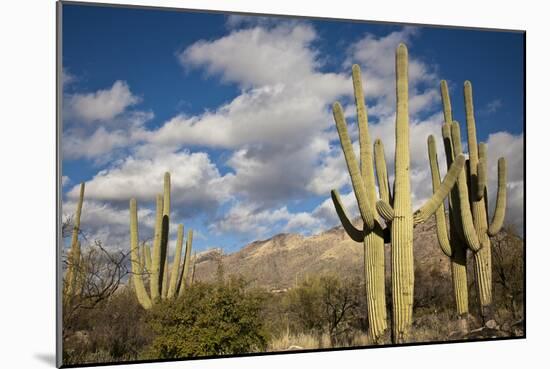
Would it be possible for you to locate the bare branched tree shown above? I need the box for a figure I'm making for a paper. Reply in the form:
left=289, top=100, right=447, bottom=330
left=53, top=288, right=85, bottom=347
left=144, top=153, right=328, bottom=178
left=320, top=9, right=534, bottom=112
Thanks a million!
left=491, top=226, right=524, bottom=319
left=63, top=240, right=130, bottom=339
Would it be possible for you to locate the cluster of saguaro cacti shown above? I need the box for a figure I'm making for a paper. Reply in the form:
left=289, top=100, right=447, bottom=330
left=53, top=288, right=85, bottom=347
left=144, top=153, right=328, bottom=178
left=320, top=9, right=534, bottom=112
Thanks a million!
left=331, top=44, right=466, bottom=343
left=65, top=182, right=85, bottom=298
left=428, top=80, right=507, bottom=322
left=130, top=172, right=194, bottom=310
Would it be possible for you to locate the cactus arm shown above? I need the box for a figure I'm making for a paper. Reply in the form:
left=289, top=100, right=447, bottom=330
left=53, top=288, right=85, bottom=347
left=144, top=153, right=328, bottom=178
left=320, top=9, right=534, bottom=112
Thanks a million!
left=440, top=80, right=453, bottom=124
left=177, top=230, right=194, bottom=298
left=376, top=200, right=395, bottom=223
left=474, top=143, right=488, bottom=201
left=333, top=102, right=376, bottom=230
left=167, top=224, right=184, bottom=298
left=488, top=158, right=507, bottom=236
left=330, top=189, right=365, bottom=242
left=129, top=199, right=152, bottom=310
left=374, top=139, right=392, bottom=204
left=190, top=252, right=197, bottom=286
left=413, top=154, right=465, bottom=224
left=352, top=64, right=378, bottom=209
left=159, top=215, right=169, bottom=300
left=144, top=244, right=152, bottom=272
left=150, top=194, right=163, bottom=301
left=424, top=135, right=452, bottom=257
left=139, top=242, right=146, bottom=273
left=464, top=81, right=480, bottom=169
left=160, top=173, right=171, bottom=300
left=450, top=122, right=482, bottom=252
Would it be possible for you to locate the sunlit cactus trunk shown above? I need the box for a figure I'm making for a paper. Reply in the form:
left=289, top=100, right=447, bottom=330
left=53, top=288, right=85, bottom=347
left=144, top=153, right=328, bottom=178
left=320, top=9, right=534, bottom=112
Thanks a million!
left=389, top=44, right=414, bottom=343
left=371, top=45, right=465, bottom=343
left=167, top=224, right=184, bottom=298
left=66, top=182, right=85, bottom=297
left=177, top=230, right=193, bottom=297
left=130, top=198, right=153, bottom=310
left=150, top=194, right=164, bottom=302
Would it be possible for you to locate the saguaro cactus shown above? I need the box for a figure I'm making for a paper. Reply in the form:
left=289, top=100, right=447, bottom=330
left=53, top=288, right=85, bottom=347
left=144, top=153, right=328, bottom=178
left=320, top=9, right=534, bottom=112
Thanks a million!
left=332, top=45, right=465, bottom=343
left=129, top=172, right=194, bottom=309
left=177, top=229, right=193, bottom=297
left=330, top=64, right=390, bottom=343
left=426, top=132, right=473, bottom=332
left=66, top=182, right=85, bottom=297
left=463, top=81, right=507, bottom=320
left=373, top=44, right=465, bottom=343
left=433, top=80, right=507, bottom=322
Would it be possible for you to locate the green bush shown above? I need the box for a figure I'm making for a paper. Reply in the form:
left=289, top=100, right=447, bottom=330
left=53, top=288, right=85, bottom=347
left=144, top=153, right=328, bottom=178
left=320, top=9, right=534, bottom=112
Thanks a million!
left=143, top=278, right=269, bottom=359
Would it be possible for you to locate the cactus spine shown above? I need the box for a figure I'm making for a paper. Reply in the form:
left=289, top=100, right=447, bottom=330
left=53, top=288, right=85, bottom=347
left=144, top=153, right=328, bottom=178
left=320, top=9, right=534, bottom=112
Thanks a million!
left=331, top=49, right=465, bottom=343
left=371, top=44, right=465, bottom=343
left=330, top=63, right=389, bottom=343
left=66, top=182, right=85, bottom=297
left=129, top=172, right=194, bottom=309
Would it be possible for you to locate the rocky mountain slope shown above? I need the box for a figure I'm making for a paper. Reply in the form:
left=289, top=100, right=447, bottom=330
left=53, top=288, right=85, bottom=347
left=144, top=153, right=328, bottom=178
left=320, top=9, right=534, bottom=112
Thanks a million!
left=192, top=216, right=453, bottom=293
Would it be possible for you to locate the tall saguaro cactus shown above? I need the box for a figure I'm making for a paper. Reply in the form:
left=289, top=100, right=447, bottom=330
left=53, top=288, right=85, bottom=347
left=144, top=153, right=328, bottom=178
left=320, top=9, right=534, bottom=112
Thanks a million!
left=434, top=80, right=508, bottom=322
left=463, top=81, right=507, bottom=320
left=66, top=182, right=85, bottom=297
left=374, top=44, right=464, bottom=343
left=129, top=172, right=194, bottom=309
left=332, top=45, right=465, bottom=343
left=330, top=64, right=390, bottom=343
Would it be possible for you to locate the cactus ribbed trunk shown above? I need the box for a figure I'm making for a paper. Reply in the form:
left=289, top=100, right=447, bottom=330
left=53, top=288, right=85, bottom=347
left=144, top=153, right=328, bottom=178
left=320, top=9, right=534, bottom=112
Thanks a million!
left=150, top=194, right=164, bottom=302
left=178, top=230, right=193, bottom=297
left=130, top=199, right=152, bottom=310
left=67, top=182, right=85, bottom=297
left=464, top=82, right=492, bottom=320
left=450, top=240, right=469, bottom=316
left=364, top=232, right=387, bottom=338
left=167, top=224, right=184, bottom=298
left=391, top=44, right=414, bottom=343
left=160, top=172, right=171, bottom=300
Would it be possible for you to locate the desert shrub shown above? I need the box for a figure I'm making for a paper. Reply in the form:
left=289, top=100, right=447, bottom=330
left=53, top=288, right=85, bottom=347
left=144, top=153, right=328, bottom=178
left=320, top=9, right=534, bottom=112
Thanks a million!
left=492, top=226, right=524, bottom=319
left=143, top=277, right=268, bottom=359
left=63, top=287, right=152, bottom=365
left=286, top=274, right=363, bottom=347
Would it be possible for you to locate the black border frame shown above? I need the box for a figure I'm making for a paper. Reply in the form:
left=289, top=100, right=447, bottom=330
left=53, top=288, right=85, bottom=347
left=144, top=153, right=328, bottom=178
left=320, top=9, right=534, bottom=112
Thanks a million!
left=56, top=1, right=527, bottom=367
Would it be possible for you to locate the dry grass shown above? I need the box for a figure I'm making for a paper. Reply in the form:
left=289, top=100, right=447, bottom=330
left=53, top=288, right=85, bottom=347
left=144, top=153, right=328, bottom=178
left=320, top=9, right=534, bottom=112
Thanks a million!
left=268, top=331, right=371, bottom=352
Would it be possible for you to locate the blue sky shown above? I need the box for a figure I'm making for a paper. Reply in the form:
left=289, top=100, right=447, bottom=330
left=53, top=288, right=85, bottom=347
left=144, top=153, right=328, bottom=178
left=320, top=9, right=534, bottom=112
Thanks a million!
left=61, top=3, right=524, bottom=253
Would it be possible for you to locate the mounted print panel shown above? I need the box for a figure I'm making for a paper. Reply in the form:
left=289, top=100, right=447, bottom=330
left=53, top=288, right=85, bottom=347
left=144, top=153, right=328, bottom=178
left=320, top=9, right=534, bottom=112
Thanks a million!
left=57, top=1, right=525, bottom=367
